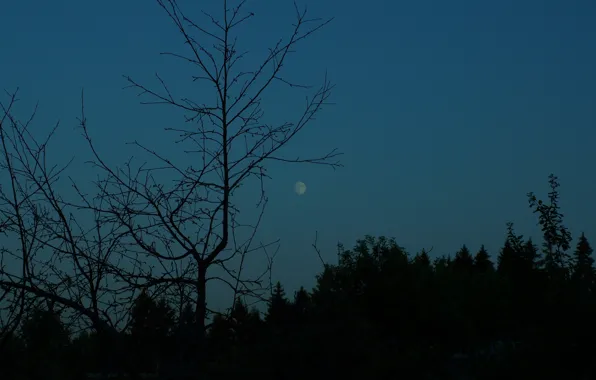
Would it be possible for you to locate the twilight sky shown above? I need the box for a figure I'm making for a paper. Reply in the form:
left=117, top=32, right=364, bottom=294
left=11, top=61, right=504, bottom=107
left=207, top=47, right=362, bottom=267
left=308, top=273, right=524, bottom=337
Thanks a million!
left=2, top=0, right=596, bottom=300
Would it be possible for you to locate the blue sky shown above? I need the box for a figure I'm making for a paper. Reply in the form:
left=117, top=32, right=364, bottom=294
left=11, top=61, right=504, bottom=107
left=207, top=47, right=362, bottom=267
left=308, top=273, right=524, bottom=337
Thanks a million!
left=2, top=0, right=596, bottom=301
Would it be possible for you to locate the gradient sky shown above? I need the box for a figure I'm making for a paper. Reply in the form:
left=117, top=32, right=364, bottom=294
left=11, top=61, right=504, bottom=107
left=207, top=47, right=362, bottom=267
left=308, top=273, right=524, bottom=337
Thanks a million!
left=2, top=0, right=596, bottom=303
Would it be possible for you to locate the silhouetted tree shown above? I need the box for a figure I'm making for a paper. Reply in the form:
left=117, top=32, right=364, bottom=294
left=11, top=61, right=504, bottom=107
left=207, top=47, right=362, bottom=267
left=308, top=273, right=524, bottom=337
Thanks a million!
left=73, top=3, right=340, bottom=375
left=521, top=238, right=541, bottom=272
left=292, top=286, right=311, bottom=324
left=413, top=248, right=432, bottom=271
left=567, top=234, right=596, bottom=380
left=129, top=291, right=175, bottom=373
left=434, top=255, right=452, bottom=275
left=0, top=329, right=25, bottom=380
left=232, top=300, right=261, bottom=345
left=506, top=222, right=525, bottom=252
left=0, top=89, right=147, bottom=379
left=570, top=233, right=595, bottom=288
left=207, top=313, right=233, bottom=362
left=528, top=174, right=572, bottom=280
left=178, top=302, right=197, bottom=334
left=20, top=306, right=71, bottom=380
left=473, top=245, right=494, bottom=273
left=453, top=244, right=474, bottom=273
left=497, top=239, right=517, bottom=277
left=170, top=302, right=198, bottom=368
left=70, top=330, right=101, bottom=375
left=4, top=90, right=596, bottom=380
left=266, top=282, right=290, bottom=328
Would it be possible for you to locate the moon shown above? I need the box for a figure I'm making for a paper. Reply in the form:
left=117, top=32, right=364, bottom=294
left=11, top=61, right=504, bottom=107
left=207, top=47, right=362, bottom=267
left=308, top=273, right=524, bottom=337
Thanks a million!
left=294, top=181, right=306, bottom=195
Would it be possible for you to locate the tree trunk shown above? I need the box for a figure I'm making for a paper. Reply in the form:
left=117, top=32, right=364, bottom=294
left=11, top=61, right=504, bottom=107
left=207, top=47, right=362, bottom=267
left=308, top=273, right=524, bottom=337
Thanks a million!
left=195, top=264, right=208, bottom=379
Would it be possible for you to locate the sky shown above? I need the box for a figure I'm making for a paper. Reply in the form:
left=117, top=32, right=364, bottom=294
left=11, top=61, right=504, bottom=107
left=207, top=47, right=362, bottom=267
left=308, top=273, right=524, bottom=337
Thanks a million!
left=2, top=0, right=596, bottom=306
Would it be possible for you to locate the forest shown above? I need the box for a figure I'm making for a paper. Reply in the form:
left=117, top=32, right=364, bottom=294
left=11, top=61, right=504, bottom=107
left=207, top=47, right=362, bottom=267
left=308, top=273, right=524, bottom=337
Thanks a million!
left=1, top=174, right=595, bottom=380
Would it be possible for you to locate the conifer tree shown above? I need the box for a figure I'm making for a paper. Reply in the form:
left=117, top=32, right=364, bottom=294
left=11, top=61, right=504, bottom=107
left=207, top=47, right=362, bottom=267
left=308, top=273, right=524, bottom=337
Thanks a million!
left=453, top=245, right=474, bottom=272
left=20, top=307, right=71, bottom=379
left=266, top=282, right=290, bottom=326
left=413, top=249, right=432, bottom=269
left=497, top=239, right=517, bottom=277
left=520, top=238, right=541, bottom=272
left=570, top=233, right=595, bottom=290
left=473, top=245, right=494, bottom=273
left=129, top=292, right=174, bottom=373
left=293, top=287, right=311, bottom=323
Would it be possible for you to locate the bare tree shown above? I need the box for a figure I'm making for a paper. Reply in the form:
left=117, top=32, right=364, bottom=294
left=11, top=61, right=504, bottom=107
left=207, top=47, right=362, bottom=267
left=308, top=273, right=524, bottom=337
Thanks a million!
left=78, top=0, right=341, bottom=371
left=0, top=89, right=147, bottom=375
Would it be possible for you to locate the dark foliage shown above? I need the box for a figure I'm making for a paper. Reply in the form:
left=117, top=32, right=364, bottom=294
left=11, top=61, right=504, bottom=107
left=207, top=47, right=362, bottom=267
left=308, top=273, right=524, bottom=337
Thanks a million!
left=2, top=176, right=596, bottom=380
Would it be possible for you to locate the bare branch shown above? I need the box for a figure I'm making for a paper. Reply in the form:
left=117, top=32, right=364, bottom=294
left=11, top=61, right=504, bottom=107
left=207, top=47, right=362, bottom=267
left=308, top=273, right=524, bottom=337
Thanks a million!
left=68, top=1, right=340, bottom=374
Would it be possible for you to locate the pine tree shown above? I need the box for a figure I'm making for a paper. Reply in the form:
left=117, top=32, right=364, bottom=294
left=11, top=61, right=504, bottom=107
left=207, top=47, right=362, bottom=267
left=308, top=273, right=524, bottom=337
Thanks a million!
left=229, top=299, right=261, bottom=344
left=433, top=255, right=452, bottom=275
left=178, top=303, right=197, bottom=334
left=266, top=282, right=290, bottom=326
left=129, top=291, right=174, bottom=373
left=570, top=233, right=595, bottom=289
left=453, top=244, right=474, bottom=272
left=174, top=303, right=198, bottom=371
left=473, top=245, right=494, bottom=273
left=520, top=238, right=541, bottom=273
left=207, top=313, right=233, bottom=355
left=293, top=287, right=311, bottom=323
left=497, top=239, right=517, bottom=277
left=20, top=307, right=71, bottom=379
left=568, top=233, right=596, bottom=374
left=413, top=249, right=431, bottom=269
left=130, top=292, right=174, bottom=339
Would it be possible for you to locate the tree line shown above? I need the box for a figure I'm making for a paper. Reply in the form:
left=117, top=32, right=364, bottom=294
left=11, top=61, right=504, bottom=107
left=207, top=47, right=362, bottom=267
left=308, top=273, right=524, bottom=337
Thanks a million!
left=1, top=175, right=595, bottom=379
